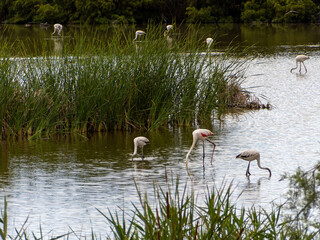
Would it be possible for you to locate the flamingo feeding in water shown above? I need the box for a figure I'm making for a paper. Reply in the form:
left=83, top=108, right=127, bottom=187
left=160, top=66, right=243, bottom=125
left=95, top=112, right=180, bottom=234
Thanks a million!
left=185, top=129, right=216, bottom=171
left=290, top=55, right=310, bottom=73
left=236, top=150, right=272, bottom=177
left=133, top=30, right=146, bottom=42
left=132, top=136, right=150, bottom=160
left=52, top=23, right=63, bottom=36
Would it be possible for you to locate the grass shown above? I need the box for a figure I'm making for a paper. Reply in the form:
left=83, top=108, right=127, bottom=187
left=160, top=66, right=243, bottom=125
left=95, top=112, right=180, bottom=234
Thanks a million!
left=103, top=177, right=319, bottom=240
left=0, top=176, right=319, bottom=239
left=0, top=24, right=262, bottom=139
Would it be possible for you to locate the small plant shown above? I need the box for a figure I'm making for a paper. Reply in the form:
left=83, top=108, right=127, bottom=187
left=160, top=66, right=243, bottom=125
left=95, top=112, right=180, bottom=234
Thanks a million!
left=0, top=198, right=7, bottom=240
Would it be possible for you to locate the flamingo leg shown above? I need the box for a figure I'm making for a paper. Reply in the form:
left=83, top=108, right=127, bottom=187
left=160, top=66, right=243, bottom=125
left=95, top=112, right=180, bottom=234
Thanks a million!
left=302, top=62, right=307, bottom=73
left=205, top=138, right=216, bottom=165
left=202, top=140, right=205, bottom=172
left=141, top=147, right=144, bottom=160
left=299, top=62, right=302, bottom=72
left=246, top=162, right=251, bottom=177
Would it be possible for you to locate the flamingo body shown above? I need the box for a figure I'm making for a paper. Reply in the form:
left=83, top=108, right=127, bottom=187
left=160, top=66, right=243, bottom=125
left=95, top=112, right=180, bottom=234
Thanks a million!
left=206, top=37, right=213, bottom=49
left=132, top=136, right=150, bottom=160
left=185, top=129, right=216, bottom=170
left=52, top=23, right=63, bottom=36
left=290, top=55, right=310, bottom=73
left=166, top=25, right=174, bottom=31
left=236, top=150, right=272, bottom=177
left=133, top=30, right=146, bottom=42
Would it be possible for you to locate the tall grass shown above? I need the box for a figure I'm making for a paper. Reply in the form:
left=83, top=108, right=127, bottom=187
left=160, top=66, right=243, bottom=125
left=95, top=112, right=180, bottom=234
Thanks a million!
left=0, top=24, right=253, bottom=139
left=0, top=178, right=318, bottom=239
left=104, top=178, right=319, bottom=240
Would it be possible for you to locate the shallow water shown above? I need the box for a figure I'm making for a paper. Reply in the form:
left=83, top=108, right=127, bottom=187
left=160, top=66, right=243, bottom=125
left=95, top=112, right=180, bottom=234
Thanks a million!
left=1, top=24, right=320, bottom=238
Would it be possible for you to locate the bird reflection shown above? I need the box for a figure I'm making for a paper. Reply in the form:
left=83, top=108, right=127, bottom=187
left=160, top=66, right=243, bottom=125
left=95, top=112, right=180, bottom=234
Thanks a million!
left=53, top=37, right=63, bottom=55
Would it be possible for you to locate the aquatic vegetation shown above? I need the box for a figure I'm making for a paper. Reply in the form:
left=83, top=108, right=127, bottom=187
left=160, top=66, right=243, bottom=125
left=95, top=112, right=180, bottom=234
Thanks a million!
left=1, top=164, right=320, bottom=239
left=103, top=176, right=319, bottom=239
left=0, top=24, right=264, bottom=139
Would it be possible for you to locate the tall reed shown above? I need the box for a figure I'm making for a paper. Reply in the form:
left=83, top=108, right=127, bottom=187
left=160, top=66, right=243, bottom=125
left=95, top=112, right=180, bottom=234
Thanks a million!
left=0, top=24, right=253, bottom=139
left=104, top=177, right=319, bottom=240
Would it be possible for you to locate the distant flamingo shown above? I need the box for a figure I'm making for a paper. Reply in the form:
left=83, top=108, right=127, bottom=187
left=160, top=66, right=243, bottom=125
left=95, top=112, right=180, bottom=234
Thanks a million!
left=52, top=23, right=63, bottom=36
left=185, top=129, right=216, bottom=171
left=206, top=37, right=213, bottom=49
left=133, top=30, right=146, bottom=42
left=236, top=150, right=272, bottom=177
left=290, top=55, right=310, bottom=73
left=164, top=24, right=174, bottom=37
left=132, top=136, right=150, bottom=160
left=166, top=25, right=174, bottom=32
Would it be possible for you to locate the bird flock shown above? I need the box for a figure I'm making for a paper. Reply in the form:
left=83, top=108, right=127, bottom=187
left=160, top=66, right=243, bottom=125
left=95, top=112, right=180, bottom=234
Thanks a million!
left=132, top=128, right=272, bottom=178
left=47, top=23, right=310, bottom=178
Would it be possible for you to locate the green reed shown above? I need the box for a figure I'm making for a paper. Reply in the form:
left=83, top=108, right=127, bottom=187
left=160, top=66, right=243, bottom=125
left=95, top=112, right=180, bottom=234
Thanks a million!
left=0, top=24, right=251, bottom=139
left=103, top=178, right=318, bottom=240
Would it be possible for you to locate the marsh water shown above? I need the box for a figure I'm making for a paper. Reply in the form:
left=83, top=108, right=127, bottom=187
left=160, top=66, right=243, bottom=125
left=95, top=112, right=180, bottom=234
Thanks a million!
left=1, top=23, right=320, bottom=238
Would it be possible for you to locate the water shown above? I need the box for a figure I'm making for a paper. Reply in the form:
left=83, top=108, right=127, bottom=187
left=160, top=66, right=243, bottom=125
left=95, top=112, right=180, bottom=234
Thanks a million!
left=1, top=24, right=320, bottom=238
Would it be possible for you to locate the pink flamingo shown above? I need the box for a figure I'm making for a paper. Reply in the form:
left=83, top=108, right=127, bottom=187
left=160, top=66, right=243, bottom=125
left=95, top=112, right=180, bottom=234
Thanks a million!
left=185, top=129, right=216, bottom=171
left=52, top=23, right=63, bottom=36
left=132, top=136, right=150, bottom=160
left=133, top=30, right=146, bottom=42
left=236, top=150, right=272, bottom=177
left=290, top=55, right=310, bottom=73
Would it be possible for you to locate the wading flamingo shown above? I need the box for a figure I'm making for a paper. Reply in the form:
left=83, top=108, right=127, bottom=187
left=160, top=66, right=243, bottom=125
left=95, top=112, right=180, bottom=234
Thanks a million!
left=290, top=55, right=310, bottom=73
left=132, top=136, right=150, bottom=160
left=133, top=30, right=146, bottom=42
left=186, top=129, right=216, bottom=171
left=206, top=37, right=213, bottom=49
left=236, top=150, right=272, bottom=177
left=52, top=23, right=63, bottom=36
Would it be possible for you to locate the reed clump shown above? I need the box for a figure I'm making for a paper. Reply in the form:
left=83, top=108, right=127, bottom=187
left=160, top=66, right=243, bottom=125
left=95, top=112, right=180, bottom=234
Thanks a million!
left=0, top=24, right=266, bottom=139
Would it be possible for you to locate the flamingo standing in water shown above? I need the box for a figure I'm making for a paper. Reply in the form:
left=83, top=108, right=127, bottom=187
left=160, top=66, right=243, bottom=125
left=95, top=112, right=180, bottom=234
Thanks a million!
left=132, top=136, right=150, bottom=160
left=133, top=30, right=146, bottom=42
left=236, top=150, right=272, bottom=177
left=52, top=23, right=63, bottom=36
left=290, top=55, right=310, bottom=73
left=185, top=129, right=216, bottom=171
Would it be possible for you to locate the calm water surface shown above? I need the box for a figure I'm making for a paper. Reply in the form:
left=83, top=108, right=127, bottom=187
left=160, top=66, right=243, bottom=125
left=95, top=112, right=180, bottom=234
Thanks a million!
left=1, top=24, right=320, bottom=238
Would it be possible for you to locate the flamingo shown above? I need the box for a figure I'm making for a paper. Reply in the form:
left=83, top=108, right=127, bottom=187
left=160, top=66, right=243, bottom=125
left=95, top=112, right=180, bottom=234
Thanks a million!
left=185, top=129, right=216, bottom=171
left=133, top=30, right=146, bottom=42
left=166, top=25, right=174, bottom=32
left=290, top=55, right=310, bottom=73
left=236, top=150, right=272, bottom=177
left=132, top=136, right=150, bottom=160
left=52, top=23, right=63, bottom=36
left=206, top=37, right=213, bottom=49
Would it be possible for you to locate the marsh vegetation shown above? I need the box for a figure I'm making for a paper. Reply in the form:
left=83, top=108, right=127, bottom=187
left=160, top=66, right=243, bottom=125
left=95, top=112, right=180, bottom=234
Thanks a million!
left=0, top=24, right=263, bottom=140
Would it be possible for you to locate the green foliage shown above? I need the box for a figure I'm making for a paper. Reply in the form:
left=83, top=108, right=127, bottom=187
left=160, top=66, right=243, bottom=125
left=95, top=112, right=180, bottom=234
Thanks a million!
left=104, top=176, right=320, bottom=239
left=0, top=198, right=7, bottom=240
left=186, top=6, right=215, bottom=23
left=0, top=24, right=250, bottom=138
left=2, top=0, right=320, bottom=24
left=34, top=4, right=60, bottom=23
left=281, top=162, right=320, bottom=237
left=242, top=0, right=318, bottom=23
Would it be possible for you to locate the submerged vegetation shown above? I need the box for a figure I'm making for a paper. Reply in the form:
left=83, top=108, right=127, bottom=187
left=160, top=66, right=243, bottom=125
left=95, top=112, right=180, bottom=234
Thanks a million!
left=0, top=24, right=265, bottom=139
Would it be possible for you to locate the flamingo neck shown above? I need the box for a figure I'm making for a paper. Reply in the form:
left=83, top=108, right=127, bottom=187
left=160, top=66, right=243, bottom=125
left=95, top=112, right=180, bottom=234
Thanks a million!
left=256, top=157, right=272, bottom=177
left=186, top=139, right=197, bottom=168
left=133, top=143, right=138, bottom=156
